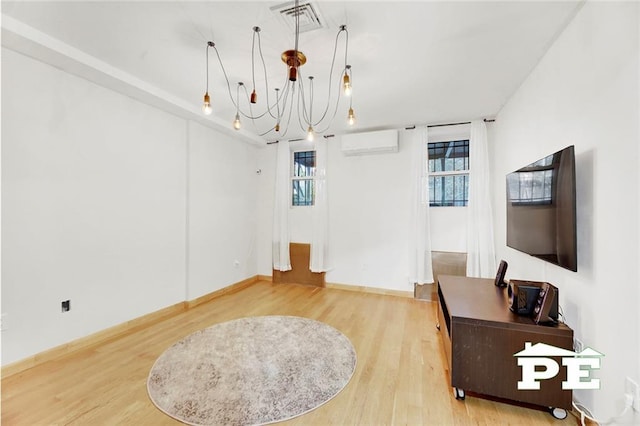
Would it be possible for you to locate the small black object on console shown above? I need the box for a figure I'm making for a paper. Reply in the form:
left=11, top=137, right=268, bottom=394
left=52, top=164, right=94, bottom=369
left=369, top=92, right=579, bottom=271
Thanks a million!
left=494, top=260, right=508, bottom=287
left=508, top=280, right=559, bottom=324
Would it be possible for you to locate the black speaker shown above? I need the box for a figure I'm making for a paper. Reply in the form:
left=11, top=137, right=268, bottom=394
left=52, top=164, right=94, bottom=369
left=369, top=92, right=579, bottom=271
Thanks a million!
left=508, top=280, right=559, bottom=321
left=533, top=282, right=559, bottom=324
left=508, top=282, right=540, bottom=315
left=494, top=260, right=508, bottom=287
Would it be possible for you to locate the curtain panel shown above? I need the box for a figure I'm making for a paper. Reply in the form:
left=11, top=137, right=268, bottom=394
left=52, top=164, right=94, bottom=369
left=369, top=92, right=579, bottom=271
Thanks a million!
left=272, top=140, right=291, bottom=271
left=466, top=120, right=496, bottom=278
left=408, top=127, right=434, bottom=285
left=310, top=139, right=329, bottom=272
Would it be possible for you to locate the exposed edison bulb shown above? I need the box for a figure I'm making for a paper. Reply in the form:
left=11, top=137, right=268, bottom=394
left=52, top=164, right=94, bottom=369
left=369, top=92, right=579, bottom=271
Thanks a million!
left=307, top=126, right=315, bottom=141
left=343, top=74, right=352, bottom=96
left=202, top=92, right=212, bottom=115
left=233, top=113, right=241, bottom=130
left=348, top=107, right=355, bottom=126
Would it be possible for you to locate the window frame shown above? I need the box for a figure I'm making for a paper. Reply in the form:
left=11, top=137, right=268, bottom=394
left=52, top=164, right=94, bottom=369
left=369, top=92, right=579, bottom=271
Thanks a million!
left=427, top=139, right=470, bottom=207
left=291, top=149, right=316, bottom=207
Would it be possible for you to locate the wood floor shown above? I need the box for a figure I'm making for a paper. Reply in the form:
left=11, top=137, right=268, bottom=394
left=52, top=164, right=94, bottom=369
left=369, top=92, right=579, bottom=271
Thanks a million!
left=1, top=280, right=576, bottom=425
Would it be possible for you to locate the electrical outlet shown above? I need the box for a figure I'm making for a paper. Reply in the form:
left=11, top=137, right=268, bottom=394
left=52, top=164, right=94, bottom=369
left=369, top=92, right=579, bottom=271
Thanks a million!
left=0, top=313, right=6, bottom=331
left=573, top=337, right=584, bottom=353
left=626, top=377, right=640, bottom=411
left=61, top=300, right=71, bottom=313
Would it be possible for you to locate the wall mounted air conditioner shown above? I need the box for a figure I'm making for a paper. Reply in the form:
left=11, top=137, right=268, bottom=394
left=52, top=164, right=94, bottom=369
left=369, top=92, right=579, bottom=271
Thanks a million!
left=341, top=129, right=398, bottom=156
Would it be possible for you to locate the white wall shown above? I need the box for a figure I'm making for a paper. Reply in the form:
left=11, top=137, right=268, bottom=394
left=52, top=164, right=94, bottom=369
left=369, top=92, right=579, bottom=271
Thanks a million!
left=1, top=47, right=186, bottom=364
left=491, top=2, right=639, bottom=421
left=1, top=48, right=258, bottom=365
left=256, top=129, right=469, bottom=291
left=256, top=145, right=276, bottom=277
left=187, top=121, right=258, bottom=300
left=256, top=136, right=412, bottom=290
left=326, top=133, right=412, bottom=290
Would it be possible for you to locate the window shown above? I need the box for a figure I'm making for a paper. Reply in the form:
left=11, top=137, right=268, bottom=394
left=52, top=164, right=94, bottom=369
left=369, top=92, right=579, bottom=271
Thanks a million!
left=292, top=150, right=315, bottom=206
left=428, top=140, right=469, bottom=206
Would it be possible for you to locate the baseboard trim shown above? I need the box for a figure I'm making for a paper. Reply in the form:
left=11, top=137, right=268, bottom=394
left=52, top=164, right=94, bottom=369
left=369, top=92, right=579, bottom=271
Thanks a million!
left=257, top=275, right=272, bottom=282
left=1, top=301, right=187, bottom=379
left=325, top=282, right=413, bottom=299
left=186, top=275, right=259, bottom=309
left=2, top=275, right=261, bottom=379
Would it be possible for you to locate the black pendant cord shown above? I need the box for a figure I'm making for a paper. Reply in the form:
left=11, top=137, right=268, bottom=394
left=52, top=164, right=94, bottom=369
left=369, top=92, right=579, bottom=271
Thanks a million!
left=251, top=29, right=257, bottom=97
left=294, top=0, right=300, bottom=55
left=256, top=29, right=278, bottom=120
left=309, top=76, right=314, bottom=129
left=273, top=82, right=296, bottom=138
left=205, top=43, right=209, bottom=94
left=314, top=71, right=345, bottom=134
left=311, top=26, right=348, bottom=128
left=296, top=78, right=307, bottom=133
left=212, top=43, right=281, bottom=121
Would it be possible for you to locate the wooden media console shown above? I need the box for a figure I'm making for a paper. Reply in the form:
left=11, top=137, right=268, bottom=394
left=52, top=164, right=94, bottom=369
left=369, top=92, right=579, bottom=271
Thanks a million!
left=436, top=275, right=574, bottom=415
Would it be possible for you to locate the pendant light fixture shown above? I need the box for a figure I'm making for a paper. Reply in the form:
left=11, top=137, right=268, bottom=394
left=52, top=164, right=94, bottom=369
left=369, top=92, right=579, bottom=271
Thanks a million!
left=343, top=65, right=352, bottom=96
left=200, top=0, right=356, bottom=139
left=274, top=87, right=281, bottom=133
left=202, top=41, right=214, bottom=115
left=348, top=107, right=355, bottom=126
left=233, top=82, right=243, bottom=130
left=306, top=76, right=315, bottom=140
left=345, top=64, right=354, bottom=125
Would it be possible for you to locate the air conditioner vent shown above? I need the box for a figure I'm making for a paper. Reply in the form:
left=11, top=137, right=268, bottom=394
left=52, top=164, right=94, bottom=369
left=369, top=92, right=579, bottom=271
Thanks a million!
left=270, top=1, right=324, bottom=33
left=341, top=130, right=399, bottom=156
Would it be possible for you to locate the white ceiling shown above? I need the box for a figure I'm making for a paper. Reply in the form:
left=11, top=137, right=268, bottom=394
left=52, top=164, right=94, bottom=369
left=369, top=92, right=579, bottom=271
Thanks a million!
left=2, top=1, right=583, bottom=144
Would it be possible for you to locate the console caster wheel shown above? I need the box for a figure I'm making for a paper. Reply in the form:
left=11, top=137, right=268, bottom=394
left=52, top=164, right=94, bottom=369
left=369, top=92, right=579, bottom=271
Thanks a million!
left=453, top=387, right=465, bottom=400
left=436, top=323, right=441, bottom=331
left=549, top=407, right=567, bottom=420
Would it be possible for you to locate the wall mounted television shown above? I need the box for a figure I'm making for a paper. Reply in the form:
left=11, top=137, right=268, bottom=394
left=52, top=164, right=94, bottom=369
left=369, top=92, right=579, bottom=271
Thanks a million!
left=506, top=145, right=577, bottom=272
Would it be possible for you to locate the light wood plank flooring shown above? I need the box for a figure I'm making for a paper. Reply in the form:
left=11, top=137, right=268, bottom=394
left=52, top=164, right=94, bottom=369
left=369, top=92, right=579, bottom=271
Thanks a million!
left=2, top=280, right=576, bottom=425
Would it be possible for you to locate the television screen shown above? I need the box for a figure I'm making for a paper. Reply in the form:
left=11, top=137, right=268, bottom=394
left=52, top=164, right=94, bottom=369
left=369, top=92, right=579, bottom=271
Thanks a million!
left=506, top=145, right=577, bottom=272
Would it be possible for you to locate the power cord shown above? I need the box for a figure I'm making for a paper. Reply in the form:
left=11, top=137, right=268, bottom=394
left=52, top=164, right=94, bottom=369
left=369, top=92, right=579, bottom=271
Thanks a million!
left=572, top=394, right=634, bottom=426
left=557, top=304, right=566, bottom=324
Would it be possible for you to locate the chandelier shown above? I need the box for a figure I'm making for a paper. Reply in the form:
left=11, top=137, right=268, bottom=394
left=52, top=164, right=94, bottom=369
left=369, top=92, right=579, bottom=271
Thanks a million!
left=201, top=0, right=355, bottom=141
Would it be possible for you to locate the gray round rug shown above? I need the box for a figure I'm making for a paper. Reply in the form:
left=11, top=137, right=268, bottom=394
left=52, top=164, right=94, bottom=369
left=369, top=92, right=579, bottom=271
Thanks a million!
left=147, top=316, right=357, bottom=426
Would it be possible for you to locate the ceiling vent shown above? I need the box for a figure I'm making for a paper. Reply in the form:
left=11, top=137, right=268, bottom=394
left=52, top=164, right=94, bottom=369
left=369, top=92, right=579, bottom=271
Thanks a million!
left=270, top=1, right=324, bottom=33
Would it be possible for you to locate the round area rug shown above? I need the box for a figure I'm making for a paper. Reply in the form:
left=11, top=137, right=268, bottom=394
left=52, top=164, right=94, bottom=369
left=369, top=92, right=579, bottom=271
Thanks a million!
left=147, top=316, right=357, bottom=426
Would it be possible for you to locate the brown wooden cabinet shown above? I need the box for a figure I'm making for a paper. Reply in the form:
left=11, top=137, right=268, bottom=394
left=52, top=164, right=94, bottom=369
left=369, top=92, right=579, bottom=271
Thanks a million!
left=436, top=275, right=573, bottom=413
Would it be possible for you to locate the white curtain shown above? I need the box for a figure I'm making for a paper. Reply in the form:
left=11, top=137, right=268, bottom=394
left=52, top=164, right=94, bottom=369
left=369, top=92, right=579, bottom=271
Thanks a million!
left=272, top=140, right=291, bottom=271
left=310, top=139, right=329, bottom=272
left=466, top=120, right=496, bottom=278
left=408, top=127, right=434, bottom=285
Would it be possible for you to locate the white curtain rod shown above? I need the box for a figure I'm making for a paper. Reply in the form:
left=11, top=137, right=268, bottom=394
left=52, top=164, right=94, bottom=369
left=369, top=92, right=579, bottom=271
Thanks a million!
left=405, top=118, right=495, bottom=130
left=266, top=118, right=496, bottom=144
